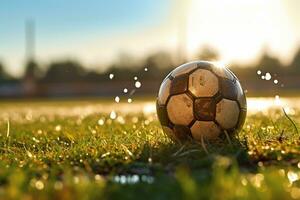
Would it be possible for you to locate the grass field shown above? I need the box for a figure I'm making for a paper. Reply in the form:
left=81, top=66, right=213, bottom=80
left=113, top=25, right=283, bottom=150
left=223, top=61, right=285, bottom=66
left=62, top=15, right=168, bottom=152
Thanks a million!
left=0, top=98, right=300, bottom=200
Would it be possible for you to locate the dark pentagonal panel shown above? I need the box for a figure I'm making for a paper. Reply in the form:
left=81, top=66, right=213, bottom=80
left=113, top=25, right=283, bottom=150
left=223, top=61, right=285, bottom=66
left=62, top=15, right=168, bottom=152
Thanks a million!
left=156, top=101, right=169, bottom=126
left=220, top=78, right=238, bottom=100
left=236, top=108, right=247, bottom=131
left=173, top=125, right=191, bottom=141
left=169, top=74, right=189, bottom=95
left=194, top=98, right=216, bottom=121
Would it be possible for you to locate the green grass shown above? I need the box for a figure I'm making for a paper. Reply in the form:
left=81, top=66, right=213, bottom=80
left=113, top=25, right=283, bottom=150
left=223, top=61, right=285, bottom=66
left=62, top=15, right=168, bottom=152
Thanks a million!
left=0, top=99, right=300, bottom=200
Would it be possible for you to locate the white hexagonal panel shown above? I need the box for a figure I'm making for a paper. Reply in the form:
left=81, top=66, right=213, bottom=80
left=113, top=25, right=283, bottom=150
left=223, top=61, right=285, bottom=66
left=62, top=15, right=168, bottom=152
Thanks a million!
left=167, top=94, right=194, bottom=126
left=191, top=121, right=221, bottom=140
left=171, top=62, right=198, bottom=78
left=211, top=65, right=234, bottom=81
left=157, top=78, right=171, bottom=105
left=216, top=99, right=240, bottom=129
left=188, top=69, right=219, bottom=97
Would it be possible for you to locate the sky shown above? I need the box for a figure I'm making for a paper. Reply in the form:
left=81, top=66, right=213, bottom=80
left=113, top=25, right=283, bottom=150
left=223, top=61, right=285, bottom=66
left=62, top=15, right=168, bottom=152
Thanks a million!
left=0, top=0, right=300, bottom=77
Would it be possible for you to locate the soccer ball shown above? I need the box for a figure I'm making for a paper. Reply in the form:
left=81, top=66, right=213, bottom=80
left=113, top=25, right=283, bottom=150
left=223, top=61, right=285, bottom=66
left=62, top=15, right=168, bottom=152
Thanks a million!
left=156, top=61, right=247, bottom=141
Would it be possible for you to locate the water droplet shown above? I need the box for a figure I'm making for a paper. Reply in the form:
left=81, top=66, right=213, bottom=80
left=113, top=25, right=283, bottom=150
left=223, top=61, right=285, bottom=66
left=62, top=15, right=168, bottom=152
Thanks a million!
left=135, top=81, right=141, bottom=88
left=144, top=67, right=148, bottom=72
left=110, top=110, right=117, bottom=119
left=123, top=88, right=128, bottom=93
left=109, top=74, right=114, bottom=79
left=134, top=76, right=138, bottom=80
left=261, top=75, right=265, bottom=80
left=128, top=98, right=132, bottom=103
left=257, top=70, right=261, bottom=75
left=274, top=79, right=278, bottom=84
left=115, top=96, right=120, bottom=103
left=265, top=72, right=271, bottom=80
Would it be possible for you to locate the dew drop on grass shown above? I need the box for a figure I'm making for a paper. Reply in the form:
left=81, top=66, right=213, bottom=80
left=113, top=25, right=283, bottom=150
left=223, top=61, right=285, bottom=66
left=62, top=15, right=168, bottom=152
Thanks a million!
left=132, top=117, right=138, bottom=123
left=117, top=116, right=125, bottom=124
left=278, top=169, right=285, bottom=176
left=73, top=177, right=79, bottom=184
left=123, top=88, right=128, bottom=93
left=109, top=73, right=114, bottom=79
left=128, top=98, right=132, bottom=103
left=115, top=96, right=120, bottom=103
left=261, top=75, right=265, bottom=80
left=135, top=81, right=141, bottom=88
left=134, top=76, right=138, bottom=80
left=55, top=125, right=61, bottom=132
left=144, top=67, right=148, bottom=72
left=26, top=151, right=33, bottom=158
left=275, top=95, right=281, bottom=106
left=98, top=119, right=105, bottom=126
left=35, top=180, right=44, bottom=190
left=110, top=110, right=117, bottom=119
left=241, top=178, right=248, bottom=186
left=257, top=70, right=262, bottom=75
left=274, top=79, right=278, bottom=84
left=95, top=174, right=103, bottom=181
left=54, top=181, right=63, bottom=190
left=287, top=171, right=299, bottom=183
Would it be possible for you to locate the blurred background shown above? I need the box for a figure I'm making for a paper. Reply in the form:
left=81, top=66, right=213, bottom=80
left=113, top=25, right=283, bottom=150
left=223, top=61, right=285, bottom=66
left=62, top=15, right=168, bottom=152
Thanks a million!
left=0, top=0, right=300, bottom=98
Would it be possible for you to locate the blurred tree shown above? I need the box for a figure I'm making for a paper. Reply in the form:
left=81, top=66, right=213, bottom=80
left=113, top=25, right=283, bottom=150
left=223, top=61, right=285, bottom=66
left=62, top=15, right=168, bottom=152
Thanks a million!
left=143, top=51, right=174, bottom=79
left=290, top=47, right=300, bottom=73
left=257, top=52, right=282, bottom=72
left=145, top=51, right=174, bottom=69
left=117, top=53, right=140, bottom=69
left=196, top=46, right=219, bottom=61
left=42, top=60, right=86, bottom=83
left=0, top=62, right=10, bottom=81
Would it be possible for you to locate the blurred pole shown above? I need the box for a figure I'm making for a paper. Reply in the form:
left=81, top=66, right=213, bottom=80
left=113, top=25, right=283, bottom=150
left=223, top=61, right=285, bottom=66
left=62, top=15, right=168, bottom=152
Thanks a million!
left=177, top=13, right=187, bottom=64
left=25, top=19, right=35, bottom=61
left=176, top=0, right=191, bottom=64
